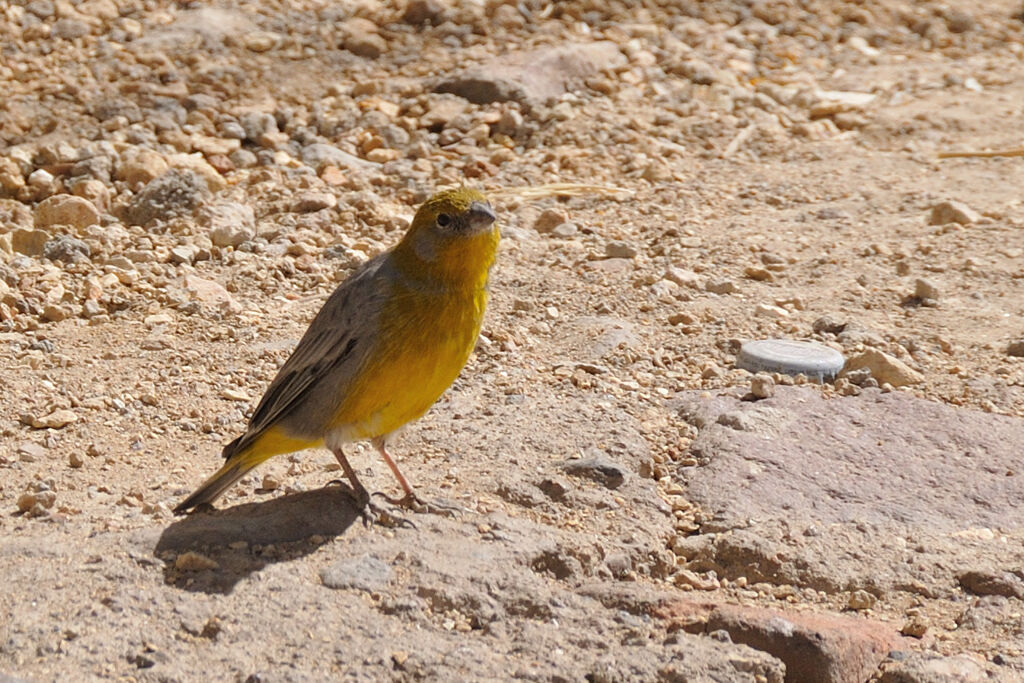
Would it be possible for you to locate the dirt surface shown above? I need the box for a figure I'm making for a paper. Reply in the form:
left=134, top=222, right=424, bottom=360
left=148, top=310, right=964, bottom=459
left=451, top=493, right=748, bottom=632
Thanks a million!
left=2, top=0, right=1024, bottom=681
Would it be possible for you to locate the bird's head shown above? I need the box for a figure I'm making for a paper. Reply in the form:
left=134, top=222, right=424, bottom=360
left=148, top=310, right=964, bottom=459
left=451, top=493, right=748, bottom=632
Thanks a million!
left=396, top=187, right=499, bottom=286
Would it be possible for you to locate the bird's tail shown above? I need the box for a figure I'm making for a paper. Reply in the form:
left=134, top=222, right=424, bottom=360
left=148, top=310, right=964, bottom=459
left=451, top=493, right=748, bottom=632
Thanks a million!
left=173, top=448, right=261, bottom=514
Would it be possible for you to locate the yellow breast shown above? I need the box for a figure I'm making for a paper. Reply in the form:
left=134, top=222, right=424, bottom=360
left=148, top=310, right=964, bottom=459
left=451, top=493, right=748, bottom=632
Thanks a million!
left=330, top=285, right=487, bottom=440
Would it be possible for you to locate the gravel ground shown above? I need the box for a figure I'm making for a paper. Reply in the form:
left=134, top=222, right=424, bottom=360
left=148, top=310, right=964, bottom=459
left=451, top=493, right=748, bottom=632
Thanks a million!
left=2, top=0, right=1024, bottom=680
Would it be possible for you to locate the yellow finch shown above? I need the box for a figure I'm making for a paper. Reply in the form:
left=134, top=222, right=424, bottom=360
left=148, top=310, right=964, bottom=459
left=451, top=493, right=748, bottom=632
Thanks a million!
left=174, top=187, right=498, bottom=515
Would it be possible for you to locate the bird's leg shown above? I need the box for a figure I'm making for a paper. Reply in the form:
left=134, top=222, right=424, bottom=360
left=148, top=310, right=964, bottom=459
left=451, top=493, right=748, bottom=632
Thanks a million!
left=331, top=446, right=414, bottom=529
left=330, top=446, right=370, bottom=509
left=371, top=438, right=461, bottom=517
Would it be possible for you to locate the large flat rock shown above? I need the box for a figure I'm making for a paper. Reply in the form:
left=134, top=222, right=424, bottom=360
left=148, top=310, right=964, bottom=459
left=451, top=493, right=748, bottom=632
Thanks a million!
left=672, top=387, right=1024, bottom=594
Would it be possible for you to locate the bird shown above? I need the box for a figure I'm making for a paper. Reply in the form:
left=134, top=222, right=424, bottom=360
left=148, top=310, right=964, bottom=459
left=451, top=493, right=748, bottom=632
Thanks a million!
left=174, top=187, right=499, bottom=516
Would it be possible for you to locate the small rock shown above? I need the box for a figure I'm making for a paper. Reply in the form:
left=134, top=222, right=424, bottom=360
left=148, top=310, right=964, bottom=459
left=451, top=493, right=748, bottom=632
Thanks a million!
left=550, top=223, right=579, bottom=238
left=1005, top=340, right=1024, bottom=357
left=116, top=150, right=168, bottom=186
left=755, top=303, right=789, bottom=318
left=290, top=191, right=337, bottom=213
left=34, top=194, right=100, bottom=230
left=200, top=202, right=256, bottom=247
left=843, top=349, right=923, bottom=387
left=744, top=266, right=774, bottom=281
left=900, top=617, right=928, bottom=638
left=320, top=554, right=393, bottom=592
left=301, top=143, right=374, bottom=172
left=848, top=590, right=877, bottom=611
left=605, top=240, right=638, bottom=259
left=43, top=234, right=91, bottom=263
left=183, top=274, right=241, bottom=315
left=220, top=388, right=250, bottom=402
left=169, top=244, right=198, bottom=265
left=243, top=30, right=279, bottom=52
left=126, top=169, right=211, bottom=226
left=174, top=551, right=219, bottom=571
left=402, top=0, right=447, bottom=25
left=673, top=569, right=719, bottom=590
left=435, top=42, right=626, bottom=108
left=261, top=474, right=279, bottom=491
left=957, top=570, right=1024, bottom=599
left=665, top=267, right=703, bottom=289
left=17, top=442, right=47, bottom=462
left=17, top=490, right=57, bottom=514
left=10, top=228, right=50, bottom=256
left=914, top=278, right=940, bottom=302
left=750, top=373, right=775, bottom=399
left=69, top=451, right=85, bottom=468
left=24, top=409, right=79, bottom=429
left=52, top=17, right=90, bottom=39
left=340, top=19, right=387, bottom=59
left=929, top=200, right=980, bottom=226
left=533, top=208, right=568, bottom=234
left=706, top=279, right=738, bottom=295
left=71, top=178, right=110, bottom=211
left=878, top=653, right=988, bottom=683
left=812, top=314, right=847, bottom=335
left=561, top=453, right=627, bottom=489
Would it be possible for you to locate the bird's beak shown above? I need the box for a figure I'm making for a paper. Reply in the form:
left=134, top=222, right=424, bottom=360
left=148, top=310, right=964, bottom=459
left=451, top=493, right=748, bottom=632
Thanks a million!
left=467, top=201, right=496, bottom=231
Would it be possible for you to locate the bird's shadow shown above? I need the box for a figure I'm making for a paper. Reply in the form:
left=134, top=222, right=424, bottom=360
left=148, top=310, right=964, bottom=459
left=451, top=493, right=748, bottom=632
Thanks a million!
left=154, top=487, right=361, bottom=595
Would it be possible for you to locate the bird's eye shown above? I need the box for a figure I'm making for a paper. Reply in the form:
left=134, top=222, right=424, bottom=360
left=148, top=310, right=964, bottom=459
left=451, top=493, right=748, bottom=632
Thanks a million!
left=436, top=213, right=451, bottom=227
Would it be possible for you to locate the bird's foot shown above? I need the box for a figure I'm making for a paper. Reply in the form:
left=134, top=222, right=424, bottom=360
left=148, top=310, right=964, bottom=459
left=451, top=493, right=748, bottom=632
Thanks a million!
left=328, top=480, right=415, bottom=529
left=373, top=491, right=463, bottom=518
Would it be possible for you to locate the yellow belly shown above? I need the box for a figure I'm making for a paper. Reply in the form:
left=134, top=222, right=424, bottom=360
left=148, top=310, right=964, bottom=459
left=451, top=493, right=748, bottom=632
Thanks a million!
left=330, top=287, right=485, bottom=441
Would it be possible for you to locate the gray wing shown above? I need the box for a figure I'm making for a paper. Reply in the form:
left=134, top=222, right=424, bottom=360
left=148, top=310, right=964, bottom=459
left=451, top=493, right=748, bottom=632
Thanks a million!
left=222, top=255, right=388, bottom=459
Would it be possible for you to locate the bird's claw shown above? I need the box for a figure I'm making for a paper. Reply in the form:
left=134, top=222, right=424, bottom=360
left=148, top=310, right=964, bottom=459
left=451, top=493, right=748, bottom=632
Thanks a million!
left=329, top=482, right=415, bottom=528
left=372, top=491, right=462, bottom=518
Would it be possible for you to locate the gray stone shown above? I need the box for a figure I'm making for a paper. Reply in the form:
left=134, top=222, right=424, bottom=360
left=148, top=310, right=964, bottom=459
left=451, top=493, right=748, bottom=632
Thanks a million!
left=561, top=453, right=627, bottom=489
left=320, top=554, right=392, bottom=592
left=126, top=169, right=210, bottom=226
left=43, top=234, right=91, bottom=263
left=435, top=42, right=626, bottom=109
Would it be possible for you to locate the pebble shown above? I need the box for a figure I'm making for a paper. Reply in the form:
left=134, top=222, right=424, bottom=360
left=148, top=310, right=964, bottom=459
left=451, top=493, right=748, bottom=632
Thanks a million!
left=127, top=169, right=210, bottom=226
left=220, top=388, right=251, bottom=402
left=201, top=202, right=256, bottom=247
left=1007, top=340, right=1024, bottom=357
left=929, top=200, right=980, bottom=226
left=550, top=223, right=579, bottom=238
left=533, top=208, right=568, bottom=234
left=174, top=551, right=219, bottom=571
left=706, top=279, right=738, bottom=295
left=755, top=302, right=789, bottom=318
left=184, top=274, right=242, bottom=315
left=69, top=451, right=85, bottom=468
left=43, top=234, right=91, bottom=263
left=116, top=150, right=168, bottom=187
left=901, top=617, right=928, bottom=638
left=842, top=349, right=923, bottom=387
left=17, top=490, right=57, bottom=516
left=914, top=278, right=940, bottom=302
left=11, top=228, right=51, bottom=256
left=291, top=191, right=337, bottom=213
left=34, top=194, right=100, bottom=230
left=170, top=245, right=199, bottom=265
left=243, top=30, right=280, bottom=52
left=22, top=409, right=79, bottom=429
left=665, top=267, right=703, bottom=289
left=560, top=453, right=627, bottom=489
left=750, top=373, right=775, bottom=399
left=402, top=0, right=447, bottom=25
left=18, top=442, right=47, bottom=462
left=673, top=568, right=719, bottom=591
left=605, top=240, right=638, bottom=259
left=847, top=590, right=877, bottom=610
